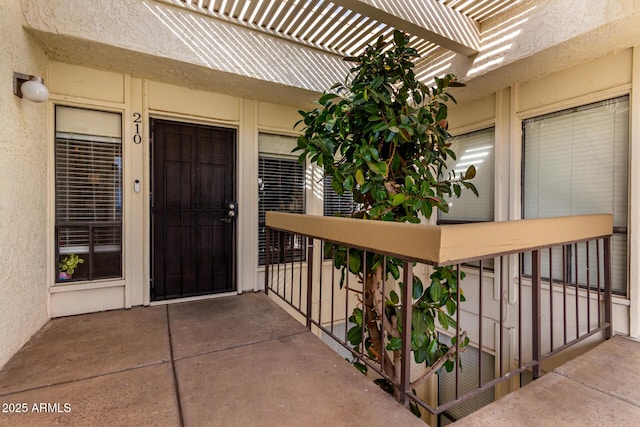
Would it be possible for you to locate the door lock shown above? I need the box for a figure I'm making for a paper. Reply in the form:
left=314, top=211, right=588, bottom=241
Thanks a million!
left=221, top=200, right=238, bottom=223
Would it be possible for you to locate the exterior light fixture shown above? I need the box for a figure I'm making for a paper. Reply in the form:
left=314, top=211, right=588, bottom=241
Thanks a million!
left=13, top=72, right=49, bottom=102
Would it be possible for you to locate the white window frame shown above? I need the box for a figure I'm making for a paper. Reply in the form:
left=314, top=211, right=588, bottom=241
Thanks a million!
left=54, top=105, right=124, bottom=283
left=520, top=95, right=630, bottom=297
left=257, top=132, right=307, bottom=266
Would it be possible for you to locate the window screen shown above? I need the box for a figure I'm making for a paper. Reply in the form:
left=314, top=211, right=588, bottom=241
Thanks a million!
left=523, top=96, right=629, bottom=295
left=55, top=106, right=123, bottom=282
left=258, top=133, right=306, bottom=266
left=440, top=128, right=495, bottom=223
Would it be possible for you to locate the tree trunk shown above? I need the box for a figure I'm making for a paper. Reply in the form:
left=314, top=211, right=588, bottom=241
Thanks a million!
left=364, top=263, right=402, bottom=391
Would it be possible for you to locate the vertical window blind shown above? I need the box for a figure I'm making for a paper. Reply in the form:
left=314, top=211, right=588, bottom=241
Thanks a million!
left=523, top=96, right=629, bottom=295
left=258, top=133, right=306, bottom=266
left=55, top=106, right=123, bottom=282
left=440, top=128, right=495, bottom=223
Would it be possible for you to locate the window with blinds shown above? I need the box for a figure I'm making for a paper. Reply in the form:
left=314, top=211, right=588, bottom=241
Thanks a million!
left=258, top=133, right=306, bottom=266
left=438, top=334, right=495, bottom=425
left=439, top=128, right=495, bottom=223
left=55, top=106, right=123, bottom=282
left=523, top=96, right=629, bottom=295
left=323, top=175, right=354, bottom=217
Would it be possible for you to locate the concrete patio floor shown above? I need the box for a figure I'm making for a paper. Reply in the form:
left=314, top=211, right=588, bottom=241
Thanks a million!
left=0, top=292, right=423, bottom=427
left=453, top=335, right=640, bottom=426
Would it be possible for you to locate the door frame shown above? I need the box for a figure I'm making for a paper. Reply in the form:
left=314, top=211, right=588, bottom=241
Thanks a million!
left=147, top=114, right=240, bottom=303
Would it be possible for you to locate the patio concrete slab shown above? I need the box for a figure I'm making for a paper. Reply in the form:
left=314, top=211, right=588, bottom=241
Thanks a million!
left=0, top=305, right=170, bottom=396
left=554, top=335, right=640, bottom=406
left=453, top=336, right=640, bottom=426
left=0, top=363, right=179, bottom=427
left=168, top=292, right=307, bottom=360
left=453, top=372, right=640, bottom=427
left=175, top=330, right=424, bottom=427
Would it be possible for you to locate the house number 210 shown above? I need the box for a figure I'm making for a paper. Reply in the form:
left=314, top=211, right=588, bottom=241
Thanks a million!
left=132, top=112, right=142, bottom=144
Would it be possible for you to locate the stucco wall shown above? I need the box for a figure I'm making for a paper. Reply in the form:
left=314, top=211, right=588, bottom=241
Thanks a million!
left=0, top=2, right=49, bottom=368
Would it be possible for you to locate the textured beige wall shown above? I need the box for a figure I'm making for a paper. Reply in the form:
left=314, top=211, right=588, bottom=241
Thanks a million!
left=0, top=2, right=49, bottom=368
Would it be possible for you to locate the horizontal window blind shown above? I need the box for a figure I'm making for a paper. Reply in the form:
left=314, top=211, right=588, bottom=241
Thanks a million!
left=523, top=96, right=629, bottom=295
left=438, top=334, right=495, bottom=423
left=440, top=128, right=495, bottom=222
left=323, top=175, right=354, bottom=217
left=55, top=106, right=122, bottom=282
left=258, top=133, right=306, bottom=266
left=321, top=322, right=356, bottom=361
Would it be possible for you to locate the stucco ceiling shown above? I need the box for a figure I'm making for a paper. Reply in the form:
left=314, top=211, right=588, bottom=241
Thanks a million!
left=22, top=0, right=640, bottom=107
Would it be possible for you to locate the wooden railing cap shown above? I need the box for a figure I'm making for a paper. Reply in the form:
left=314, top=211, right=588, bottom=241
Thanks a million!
left=265, top=212, right=613, bottom=265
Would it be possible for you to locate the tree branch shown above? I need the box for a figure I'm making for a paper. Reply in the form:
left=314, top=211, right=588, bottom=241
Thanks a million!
left=409, top=331, right=467, bottom=390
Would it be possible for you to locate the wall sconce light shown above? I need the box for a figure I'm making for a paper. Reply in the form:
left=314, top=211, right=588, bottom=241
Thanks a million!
left=13, top=72, right=49, bottom=103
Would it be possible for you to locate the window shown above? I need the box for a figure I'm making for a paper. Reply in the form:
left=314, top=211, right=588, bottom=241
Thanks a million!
left=323, top=175, right=354, bottom=217
left=258, top=133, right=306, bottom=266
left=523, top=96, right=629, bottom=295
left=438, top=334, right=495, bottom=425
left=439, top=128, right=495, bottom=223
left=55, top=106, right=123, bottom=282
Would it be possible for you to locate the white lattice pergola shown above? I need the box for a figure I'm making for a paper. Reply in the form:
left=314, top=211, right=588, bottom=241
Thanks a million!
left=164, top=0, right=519, bottom=67
left=23, top=0, right=640, bottom=105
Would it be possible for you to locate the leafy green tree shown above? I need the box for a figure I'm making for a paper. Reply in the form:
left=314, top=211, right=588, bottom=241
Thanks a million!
left=294, top=31, right=476, bottom=402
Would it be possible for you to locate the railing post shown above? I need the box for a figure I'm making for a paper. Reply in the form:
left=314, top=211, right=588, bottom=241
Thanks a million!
left=400, top=261, right=413, bottom=407
left=603, top=236, right=613, bottom=339
left=306, top=237, right=314, bottom=330
left=264, top=227, right=270, bottom=295
left=531, top=250, right=542, bottom=379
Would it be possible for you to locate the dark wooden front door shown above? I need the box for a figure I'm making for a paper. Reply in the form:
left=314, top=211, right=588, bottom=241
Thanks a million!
left=151, top=119, right=236, bottom=301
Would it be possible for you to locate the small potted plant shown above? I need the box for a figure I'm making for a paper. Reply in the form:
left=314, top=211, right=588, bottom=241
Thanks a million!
left=58, top=253, right=84, bottom=280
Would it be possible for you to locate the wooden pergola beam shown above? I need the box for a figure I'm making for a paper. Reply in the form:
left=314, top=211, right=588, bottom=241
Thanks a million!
left=332, top=0, right=480, bottom=57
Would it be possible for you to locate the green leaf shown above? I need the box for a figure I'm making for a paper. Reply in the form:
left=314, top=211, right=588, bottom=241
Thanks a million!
left=374, top=378, right=395, bottom=395
left=386, top=337, right=402, bottom=351
left=387, top=262, right=400, bottom=280
left=367, top=161, right=388, bottom=176
left=349, top=307, right=363, bottom=326
left=412, top=309, right=427, bottom=333
left=372, top=122, right=388, bottom=133
left=393, top=29, right=405, bottom=47
left=392, top=193, right=406, bottom=206
left=438, top=310, right=449, bottom=330
left=405, top=175, right=415, bottom=190
left=318, top=92, right=338, bottom=105
left=355, top=169, right=365, bottom=186
left=413, top=277, right=424, bottom=299
left=425, top=313, right=435, bottom=331
left=349, top=251, right=362, bottom=274
left=413, top=332, right=426, bottom=348
left=453, top=184, right=461, bottom=197
left=444, top=359, right=455, bottom=373
left=347, top=325, right=363, bottom=345
left=463, top=181, right=479, bottom=197
left=427, top=337, right=438, bottom=356
left=429, top=282, right=443, bottom=301
left=399, top=128, right=411, bottom=142
left=353, top=361, right=368, bottom=374
left=389, top=290, right=399, bottom=305
left=446, top=298, right=457, bottom=316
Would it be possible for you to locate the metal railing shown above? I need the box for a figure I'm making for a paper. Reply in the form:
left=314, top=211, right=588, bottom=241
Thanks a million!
left=264, top=212, right=613, bottom=418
